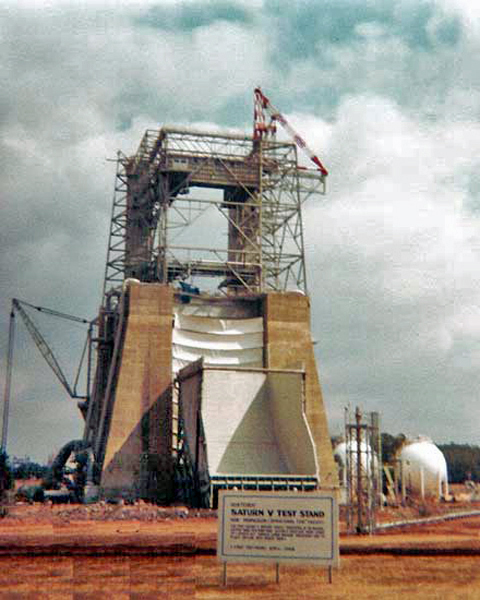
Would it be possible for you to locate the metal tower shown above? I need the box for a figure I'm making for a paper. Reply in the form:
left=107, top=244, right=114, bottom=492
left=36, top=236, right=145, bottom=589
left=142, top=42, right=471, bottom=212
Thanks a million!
left=102, top=125, right=325, bottom=302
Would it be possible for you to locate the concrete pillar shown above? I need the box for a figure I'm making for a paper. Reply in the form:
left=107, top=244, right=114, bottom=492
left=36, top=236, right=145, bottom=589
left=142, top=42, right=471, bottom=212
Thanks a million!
left=263, top=292, right=338, bottom=486
left=100, top=283, right=173, bottom=502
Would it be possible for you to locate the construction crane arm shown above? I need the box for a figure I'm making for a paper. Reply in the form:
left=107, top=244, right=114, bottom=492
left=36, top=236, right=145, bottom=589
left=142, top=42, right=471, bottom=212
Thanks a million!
left=2, top=299, right=91, bottom=452
left=253, top=87, right=329, bottom=178
left=17, top=299, right=90, bottom=324
left=11, top=299, right=77, bottom=398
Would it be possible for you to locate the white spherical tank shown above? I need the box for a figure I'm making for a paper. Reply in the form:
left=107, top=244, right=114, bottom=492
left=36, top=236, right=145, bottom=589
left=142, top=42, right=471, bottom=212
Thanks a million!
left=398, top=438, right=448, bottom=498
left=333, top=442, right=347, bottom=486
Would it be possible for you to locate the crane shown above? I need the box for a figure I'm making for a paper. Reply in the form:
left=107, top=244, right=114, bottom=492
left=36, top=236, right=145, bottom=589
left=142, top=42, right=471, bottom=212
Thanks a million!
left=1, top=299, right=93, bottom=452
left=253, top=87, right=329, bottom=178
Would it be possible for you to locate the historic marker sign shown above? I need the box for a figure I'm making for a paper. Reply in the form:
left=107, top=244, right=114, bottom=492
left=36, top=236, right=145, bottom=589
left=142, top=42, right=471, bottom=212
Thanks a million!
left=217, top=490, right=339, bottom=566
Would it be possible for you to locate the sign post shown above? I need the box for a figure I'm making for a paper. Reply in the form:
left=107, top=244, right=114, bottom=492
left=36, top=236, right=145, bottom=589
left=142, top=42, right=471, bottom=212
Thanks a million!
left=217, top=489, right=339, bottom=585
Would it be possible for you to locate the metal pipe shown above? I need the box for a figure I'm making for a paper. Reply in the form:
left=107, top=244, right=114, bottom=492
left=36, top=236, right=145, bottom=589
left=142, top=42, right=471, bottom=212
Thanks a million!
left=355, top=407, right=363, bottom=533
left=376, top=509, right=480, bottom=532
left=86, top=322, right=93, bottom=404
left=1, top=308, right=15, bottom=453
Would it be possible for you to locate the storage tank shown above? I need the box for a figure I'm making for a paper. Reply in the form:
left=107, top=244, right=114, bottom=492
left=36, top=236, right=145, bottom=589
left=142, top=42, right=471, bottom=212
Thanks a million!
left=334, top=440, right=378, bottom=487
left=398, top=437, right=448, bottom=499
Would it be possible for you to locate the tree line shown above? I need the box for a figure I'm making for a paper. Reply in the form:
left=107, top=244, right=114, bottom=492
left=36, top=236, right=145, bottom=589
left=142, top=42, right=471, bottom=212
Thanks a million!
left=0, top=452, right=49, bottom=498
left=436, top=443, right=480, bottom=483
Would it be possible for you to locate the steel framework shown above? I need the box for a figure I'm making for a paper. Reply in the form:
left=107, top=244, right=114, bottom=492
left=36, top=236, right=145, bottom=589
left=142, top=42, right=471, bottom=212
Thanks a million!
left=344, top=407, right=382, bottom=534
left=102, top=126, right=325, bottom=301
left=1, top=299, right=92, bottom=453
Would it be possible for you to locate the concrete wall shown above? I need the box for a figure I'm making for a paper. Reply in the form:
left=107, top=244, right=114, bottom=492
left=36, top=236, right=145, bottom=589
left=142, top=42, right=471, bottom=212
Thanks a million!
left=267, top=371, right=318, bottom=476
left=202, top=369, right=284, bottom=475
left=100, top=283, right=173, bottom=502
left=263, top=292, right=338, bottom=486
left=178, top=365, right=318, bottom=478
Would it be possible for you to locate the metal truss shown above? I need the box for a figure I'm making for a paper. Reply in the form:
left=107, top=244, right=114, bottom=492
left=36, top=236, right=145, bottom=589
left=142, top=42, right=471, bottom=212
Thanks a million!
left=102, top=127, right=325, bottom=300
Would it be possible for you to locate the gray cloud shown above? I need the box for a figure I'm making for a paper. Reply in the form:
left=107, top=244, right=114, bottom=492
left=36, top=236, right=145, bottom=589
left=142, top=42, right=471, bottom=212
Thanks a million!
left=305, top=87, right=480, bottom=442
left=135, top=2, right=254, bottom=31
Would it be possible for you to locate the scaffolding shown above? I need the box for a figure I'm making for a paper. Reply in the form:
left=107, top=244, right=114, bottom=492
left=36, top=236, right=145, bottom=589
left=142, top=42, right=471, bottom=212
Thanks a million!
left=344, top=407, right=382, bottom=534
left=102, top=127, right=325, bottom=303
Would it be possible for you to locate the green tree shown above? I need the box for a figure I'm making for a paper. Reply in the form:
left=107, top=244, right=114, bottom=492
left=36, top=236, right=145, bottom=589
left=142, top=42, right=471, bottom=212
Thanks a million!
left=437, top=443, right=480, bottom=483
left=381, top=433, right=406, bottom=464
left=12, top=461, right=48, bottom=480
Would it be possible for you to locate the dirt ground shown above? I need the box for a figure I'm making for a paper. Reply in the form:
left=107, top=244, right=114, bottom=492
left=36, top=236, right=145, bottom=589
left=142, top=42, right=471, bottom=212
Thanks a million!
left=0, top=553, right=479, bottom=599
left=1, top=499, right=480, bottom=598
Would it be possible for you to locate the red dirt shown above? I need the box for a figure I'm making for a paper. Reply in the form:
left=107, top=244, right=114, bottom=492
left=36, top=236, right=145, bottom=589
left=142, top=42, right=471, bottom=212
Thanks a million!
left=1, top=501, right=480, bottom=598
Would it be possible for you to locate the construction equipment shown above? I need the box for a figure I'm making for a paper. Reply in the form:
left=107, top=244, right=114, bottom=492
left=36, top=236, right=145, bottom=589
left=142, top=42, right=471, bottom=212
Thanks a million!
left=1, top=298, right=92, bottom=452
left=253, top=87, right=329, bottom=177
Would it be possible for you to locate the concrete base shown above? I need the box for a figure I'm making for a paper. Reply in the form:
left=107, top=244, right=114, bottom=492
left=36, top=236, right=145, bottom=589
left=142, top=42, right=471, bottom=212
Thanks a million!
left=95, top=285, right=337, bottom=502
left=99, top=283, right=173, bottom=503
left=263, top=292, right=338, bottom=486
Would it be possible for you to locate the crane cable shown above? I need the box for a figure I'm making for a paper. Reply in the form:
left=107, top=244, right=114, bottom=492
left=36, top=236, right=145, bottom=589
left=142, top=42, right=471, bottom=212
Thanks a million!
left=1, top=299, right=91, bottom=454
left=15, top=298, right=90, bottom=324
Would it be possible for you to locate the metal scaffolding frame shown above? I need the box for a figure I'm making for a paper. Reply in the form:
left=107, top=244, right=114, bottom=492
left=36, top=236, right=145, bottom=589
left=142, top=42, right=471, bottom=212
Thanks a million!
left=344, top=407, right=382, bottom=534
left=102, top=126, right=325, bottom=302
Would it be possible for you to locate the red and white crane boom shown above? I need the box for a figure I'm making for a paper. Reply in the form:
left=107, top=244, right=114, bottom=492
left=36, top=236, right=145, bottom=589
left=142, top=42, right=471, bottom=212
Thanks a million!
left=253, top=87, right=328, bottom=178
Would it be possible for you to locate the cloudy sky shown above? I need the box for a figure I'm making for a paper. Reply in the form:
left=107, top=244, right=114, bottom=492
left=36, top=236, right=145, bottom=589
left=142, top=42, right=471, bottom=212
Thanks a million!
left=1, top=0, right=480, bottom=463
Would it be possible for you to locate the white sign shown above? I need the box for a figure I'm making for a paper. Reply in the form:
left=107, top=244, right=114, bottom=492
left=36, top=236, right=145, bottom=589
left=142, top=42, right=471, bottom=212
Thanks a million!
left=217, top=490, right=339, bottom=566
